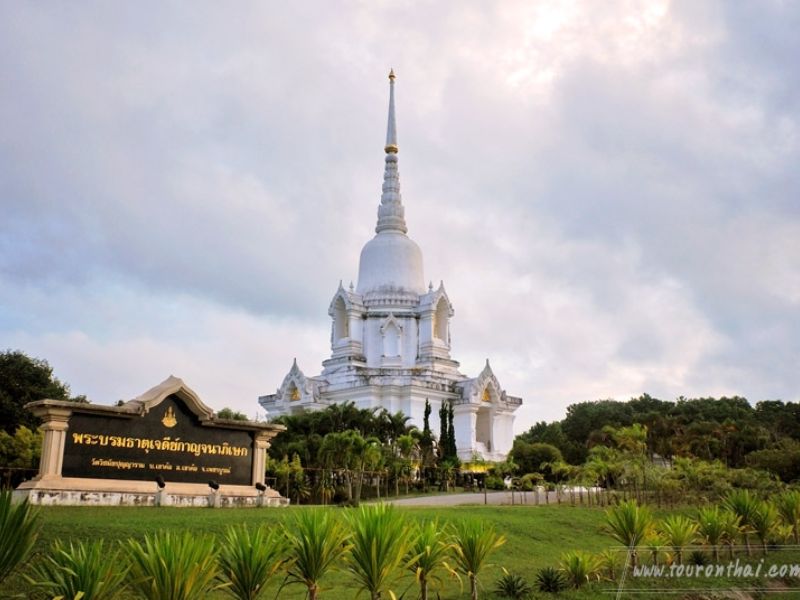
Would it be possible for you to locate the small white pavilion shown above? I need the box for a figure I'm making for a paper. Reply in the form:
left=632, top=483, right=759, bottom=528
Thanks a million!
left=259, top=71, right=521, bottom=461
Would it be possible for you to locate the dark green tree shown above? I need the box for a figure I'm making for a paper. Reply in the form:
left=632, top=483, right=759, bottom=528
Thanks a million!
left=438, top=402, right=448, bottom=459
left=0, top=350, right=82, bottom=435
left=510, top=441, right=563, bottom=475
left=447, top=401, right=457, bottom=460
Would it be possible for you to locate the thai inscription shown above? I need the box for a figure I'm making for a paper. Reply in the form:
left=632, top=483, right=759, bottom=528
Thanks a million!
left=61, top=394, right=253, bottom=485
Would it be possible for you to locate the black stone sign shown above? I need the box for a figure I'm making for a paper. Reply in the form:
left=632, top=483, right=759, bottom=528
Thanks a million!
left=61, top=394, right=254, bottom=485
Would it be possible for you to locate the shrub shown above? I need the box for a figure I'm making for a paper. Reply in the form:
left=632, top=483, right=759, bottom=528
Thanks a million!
left=559, top=550, right=599, bottom=588
left=344, top=503, right=413, bottom=600
left=452, top=520, right=506, bottom=600
left=218, top=524, right=288, bottom=600
left=724, top=489, right=760, bottom=556
left=535, top=566, right=568, bottom=593
left=485, top=475, right=505, bottom=490
left=406, top=519, right=456, bottom=600
left=604, top=501, right=653, bottom=568
left=750, top=500, right=779, bottom=555
left=127, top=531, right=222, bottom=600
left=659, top=515, right=698, bottom=565
left=687, top=550, right=710, bottom=566
left=494, top=568, right=532, bottom=599
left=775, top=491, right=800, bottom=544
left=520, top=473, right=542, bottom=492
left=596, top=549, right=623, bottom=582
left=284, top=508, right=349, bottom=600
left=0, top=490, right=39, bottom=585
left=27, top=539, right=128, bottom=600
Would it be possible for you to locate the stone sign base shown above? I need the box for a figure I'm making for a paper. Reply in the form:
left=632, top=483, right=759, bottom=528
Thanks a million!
left=14, top=476, right=289, bottom=508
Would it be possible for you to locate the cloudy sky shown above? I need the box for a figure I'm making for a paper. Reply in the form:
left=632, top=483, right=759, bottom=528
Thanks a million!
left=1, top=1, right=798, bottom=431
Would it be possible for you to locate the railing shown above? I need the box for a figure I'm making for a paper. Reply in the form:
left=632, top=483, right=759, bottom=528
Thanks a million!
left=0, top=467, right=38, bottom=490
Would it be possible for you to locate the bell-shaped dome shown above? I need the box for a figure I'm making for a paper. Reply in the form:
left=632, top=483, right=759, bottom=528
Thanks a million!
left=357, top=231, right=425, bottom=294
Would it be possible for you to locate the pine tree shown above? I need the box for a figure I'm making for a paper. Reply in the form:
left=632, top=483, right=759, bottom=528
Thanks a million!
left=447, top=401, right=457, bottom=460
left=423, top=399, right=432, bottom=438
left=439, top=401, right=448, bottom=459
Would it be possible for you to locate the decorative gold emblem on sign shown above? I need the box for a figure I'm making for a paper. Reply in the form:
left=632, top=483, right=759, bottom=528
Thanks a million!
left=162, top=406, right=177, bottom=428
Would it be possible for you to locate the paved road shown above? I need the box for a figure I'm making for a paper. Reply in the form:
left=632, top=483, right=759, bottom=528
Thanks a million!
left=383, top=490, right=557, bottom=506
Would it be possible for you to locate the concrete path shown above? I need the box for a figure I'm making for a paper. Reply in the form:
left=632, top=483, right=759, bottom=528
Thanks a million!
left=383, top=490, right=558, bottom=506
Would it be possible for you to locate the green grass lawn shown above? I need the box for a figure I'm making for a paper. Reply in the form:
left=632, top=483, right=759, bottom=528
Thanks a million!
left=6, top=503, right=800, bottom=599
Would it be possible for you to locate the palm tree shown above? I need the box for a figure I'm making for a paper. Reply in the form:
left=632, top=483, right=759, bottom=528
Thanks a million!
left=362, top=437, right=385, bottom=500
left=406, top=520, right=456, bottom=600
left=218, top=525, right=288, bottom=600
left=750, top=500, right=779, bottom=555
left=659, top=515, right=698, bottom=565
left=719, top=510, right=742, bottom=559
left=344, top=504, right=414, bottom=600
left=775, top=491, right=800, bottom=544
left=397, top=434, right=417, bottom=495
left=696, top=506, right=728, bottom=561
left=644, top=531, right=667, bottom=566
left=284, top=509, right=349, bottom=600
left=724, top=490, right=759, bottom=556
left=451, top=520, right=506, bottom=600
left=604, top=501, right=653, bottom=568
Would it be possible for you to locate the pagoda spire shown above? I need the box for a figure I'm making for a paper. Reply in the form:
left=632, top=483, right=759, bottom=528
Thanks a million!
left=385, top=68, right=398, bottom=153
left=375, top=68, right=407, bottom=234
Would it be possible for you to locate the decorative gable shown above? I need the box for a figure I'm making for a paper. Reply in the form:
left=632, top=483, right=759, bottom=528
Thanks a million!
left=276, top=359, right=322, bottom=404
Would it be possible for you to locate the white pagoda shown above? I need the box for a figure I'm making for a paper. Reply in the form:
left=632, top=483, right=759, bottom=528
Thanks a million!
left=259, top=71, right=521, bottom=461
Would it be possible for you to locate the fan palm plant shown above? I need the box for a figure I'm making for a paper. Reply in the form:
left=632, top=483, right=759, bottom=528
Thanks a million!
left=559, top=550, right=599, bottom=588
left=604, top=500, right=653, bottom=568
left=750, top=500, right=779, bottom=555
left=0, top=490, right=39, bottom=585
left=696, top=506, right=727, bottom=561
left=406, top=519, right=456, bottom=600
left=344, top=503, right=414, bottom=600
left=218, top=524, right=288, bottom=600
left=284, top=508, right=349, bottom=600
left=724, top=490, right=760, bottom=556
left=127, top=531, right=223, bottom=600
left=775, top=491, right=800, bottom=545
left=659, top=515, right=698, bottom=565
left=27, top=539, right=128, bottom=600
left=451, top=519, right=506, bottom=600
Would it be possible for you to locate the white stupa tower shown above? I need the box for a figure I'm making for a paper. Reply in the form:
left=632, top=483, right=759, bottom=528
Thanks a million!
left=259, top=71, right=521, bottom=461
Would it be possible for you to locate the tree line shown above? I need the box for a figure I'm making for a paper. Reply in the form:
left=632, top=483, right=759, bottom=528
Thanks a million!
left=266, top=399, right=464, bottom=505
left=515, top=394, right=800, bottom=482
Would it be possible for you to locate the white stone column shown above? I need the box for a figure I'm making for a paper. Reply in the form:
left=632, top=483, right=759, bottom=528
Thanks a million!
left=418, top=312, right=433, bottom=349
left=492, top=412, right=515, bottom=458
left=452, top=404, right=478, bottom=460
left=348, top=310, right=363, bottom=348
left=37, top=409, right=72, bottom=479
left=251, top=434, right=270, bottom=486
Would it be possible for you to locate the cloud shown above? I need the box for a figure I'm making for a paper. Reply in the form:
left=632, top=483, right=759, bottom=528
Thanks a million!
left=0, top=1, right=798, bottom=432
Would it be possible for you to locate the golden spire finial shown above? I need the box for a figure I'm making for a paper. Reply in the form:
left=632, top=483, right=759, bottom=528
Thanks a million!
left=384, top=68, right=398, bottom=154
